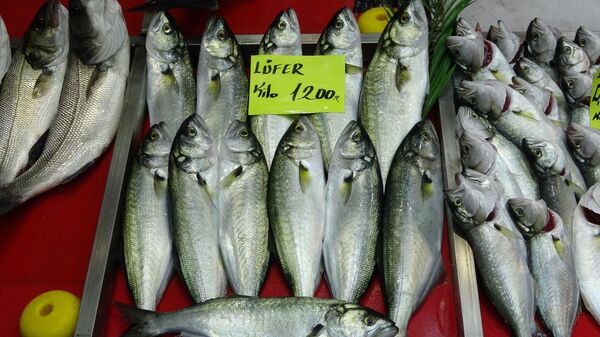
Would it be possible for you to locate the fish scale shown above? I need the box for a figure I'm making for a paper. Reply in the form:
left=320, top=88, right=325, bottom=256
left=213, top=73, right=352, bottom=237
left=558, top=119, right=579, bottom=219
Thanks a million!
left=0, top=16, right=10, bottom=84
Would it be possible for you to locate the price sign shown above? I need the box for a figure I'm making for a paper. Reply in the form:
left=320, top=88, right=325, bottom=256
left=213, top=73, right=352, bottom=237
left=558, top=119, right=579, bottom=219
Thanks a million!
left=590, top=67, right=600, bottom=129
left=248, top=55, right=345, bottom=115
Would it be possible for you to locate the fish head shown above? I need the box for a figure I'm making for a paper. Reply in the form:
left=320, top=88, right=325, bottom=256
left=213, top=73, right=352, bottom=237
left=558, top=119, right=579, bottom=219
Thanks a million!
left=507, top=198, right=549, bottom=239
left=381, top=0, right=428, bottom=59
left=522, top=138, right=565, bottom=177
left=23, top=0, right=69, bottom=69
left=457, top=81, right=507, bottom=120
left=323, top=304, right=399, bottom=337
left=456, top=106, right=495, bottom=140
left=401, top=120, right=440, bottom=162
left=459, top=132, right=495, bottom=174
left=575, top=26, right=600, bottom=62
left=514, top=57, right=545, bottom=83
left=578, top=183, right=600, bottom=225
left=446, top=173, right=497, bottom=231
left=525, top=17, right=556, bottom=62
left=333, top=121, right=376, bottom=172
left=146, top=11, right=185, bottom=63
left=567, top=123, right=600, bottom=166
left=281, top=116, right=319, bottom=160
left=260, top=9, right=301, bottom=55
left=316, top=7, right=361, bottom=64
left=173, top=114, right=215, bottom=173
left=556, top=37, right=590, bottom=72
left=202, top=16, right=241, bottom=69
left=509, top=76, right=550, bottom=109
left=446, top=35, right=484, bottom=72
left=222, top=120, right=262, bottom=166
left=140, top=122, right=172, bottom=169
left=456, top=18, right=479, bottom=40
left=561, top=69, right=592, bottom=103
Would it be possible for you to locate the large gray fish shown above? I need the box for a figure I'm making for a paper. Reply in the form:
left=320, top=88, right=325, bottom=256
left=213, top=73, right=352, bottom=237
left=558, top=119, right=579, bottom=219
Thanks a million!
left=456, top=106, right=539, bottom=200
left=525, top=17, right=558, bottom=82
left=446, top=171, right=498, bottom=231
left=0, top=0, right=130, bottom=213
left=555, top=37, right=591, bottom=74
left=488, top=20, right=521, bottom=63
left=383, top=121, right=443, bottom=337
left=119, top=297, right=399, bottom=337
left=459, top=131, right=524, bottom=199
left=567, top=123, right=600, bottom=187
left=508, top=198, right=579, bottom=337
left=196, top=16, right=247, bottom=141
left=575, top=26, right=600, bottom=64
left=522, top=138, right=578, bottom=240
left=573, top=182, right=600, bottom=325
left=269, top=117, right=325, bottom=296
left=217, top=120, right=269, bottom=296
left=446, top=35, right=515, bottom=83
left=359, top=0, right=428, bottom=187
left=310, top=7, right=363, bottom=172
left=0, top=0, right=68, bottom=185
left=323, top=121, right=382, bottom=303
left=146, top=11, right=195, bottom=136
left=514, top=57, right=564, bottom=104
left=446, top=185, right=542, bottom=337
left=250, top=9, right=301, bottom=168
left=169, top=114, right=227, bottom=302
left=561, top=69, right=592, bottom=105
left=510, top=76, right=568, bottom=126
left=123, top=123, right=173, bottom=310
left=0, top=16, right=10, bottom=83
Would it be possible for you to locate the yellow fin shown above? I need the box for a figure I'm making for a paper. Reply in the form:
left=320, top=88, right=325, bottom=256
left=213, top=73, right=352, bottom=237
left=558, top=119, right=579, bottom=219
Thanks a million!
left=299, top=161, right=311, bottom=193
left=221, top=166, right=242, bottom=188
left=339, top=172, right=353, bottom=204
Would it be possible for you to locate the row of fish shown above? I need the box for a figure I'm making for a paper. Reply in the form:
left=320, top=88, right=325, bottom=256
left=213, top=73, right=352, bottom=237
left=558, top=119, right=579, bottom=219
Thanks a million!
left=0, top=0, right=129, bottom=213
left=447, top=17, right=600, bottom=337
left=124, top=2, right=442, bottom=337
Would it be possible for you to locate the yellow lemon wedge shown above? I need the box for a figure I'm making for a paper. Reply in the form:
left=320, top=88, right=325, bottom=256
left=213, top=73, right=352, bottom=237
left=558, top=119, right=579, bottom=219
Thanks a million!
left=20, top=290, right=80, bottom=337
left=358, top=7, right=394, bottom=33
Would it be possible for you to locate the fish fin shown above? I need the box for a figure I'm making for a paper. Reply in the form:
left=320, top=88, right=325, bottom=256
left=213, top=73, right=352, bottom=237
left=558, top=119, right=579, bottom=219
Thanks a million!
left=221, top=166, right=242, bottom=188
left=345, top=63, right=363, bottom=74
left=306, top=324, right=327, bottom=337
left=208, top=70, right=221, bottom=100
left=339, top=172, right=354, bottom=204
left=512, top=109, right=540, bottom=122
left=87, top=63, right=109, bottom=99
left=493, top=223, right=523, bottom=240
left=60, top=160, right=96, bottom=185
left=550, top=119, right=568, bottom=129
left=421, top=170, right=434, bottom=199
left=154, top=169, right=168, bottom=197
left=551, top=234, right=566, bottom=258
left=32, top=70, right=54, bottom=98
left=564, top=178, right=586, bottom=200
left=24, top=130, right=49, bottom=173
left=395, top=62, right=410, bottom=91
left=116, top=303, right=160, bottom=337
left=299, top=161, right=311, bottom=193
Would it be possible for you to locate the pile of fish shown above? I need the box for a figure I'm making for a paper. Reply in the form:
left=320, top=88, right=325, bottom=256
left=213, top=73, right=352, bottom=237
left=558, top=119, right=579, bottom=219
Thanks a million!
left=0, top=0, right=129, bottom=213
left=123, top=2, right=445, bottom=337
left=447, top=17, right=600, bottom=337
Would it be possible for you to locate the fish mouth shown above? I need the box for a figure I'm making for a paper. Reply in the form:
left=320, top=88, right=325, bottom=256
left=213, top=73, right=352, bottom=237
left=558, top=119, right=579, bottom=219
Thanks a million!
left=376, top=324, right=399, bottom=337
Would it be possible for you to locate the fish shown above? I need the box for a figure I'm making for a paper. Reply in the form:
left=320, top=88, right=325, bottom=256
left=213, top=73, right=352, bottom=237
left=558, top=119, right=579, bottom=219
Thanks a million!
left=522, top=138, right=578, bottom=241
left=456, top=106, right=539, bottom=200
left=217, top=120, right=269, bottom=296
left=447, top=35, right=516, bottom=83
left=0, top=0, right=69, bottom=185
left=128, top=0, right=220, bottom=12
left=118, top=297, right=399, bottom=337
left=575, top=26, right=600, bottom=64
left=572, top=182, right=600, bottom=326
left=268, top=117, right=326, bottom=296
left=459, top=131, right=524, bottom=199
left=567, top=123, right=600, bottom=187
left=524, top=17, right=558, bottom=81
left=508, top=198, right=579, bottom=337
left=561, top=69, right=592, bottom=105
left=555, top=37, right=591, bottom=75
left=196, top=15, right=247, bottom=141
left=359, top=0, right=428, bottom=187
left=146, top=11, right=195, bottom=136
left=310, top=7, right=363, bottom=172
left=383, top=121, right=443, bottom=337
left=446, top=182, right=542, bottom=337
left=0, top=16, right=10, bottom=83
left=323, top=121, right=382, bottom=302
left=446, top=171, right=498, bottom=231
left=570, top=105, right=590, bottom=127
left=455, top=17, right=482, bottom=40
left=513, top=57, right=565, bottom=103
left=509, top=76, right=568, bottom=126
left=249, top=9, right=301, bottom=168
left=488, top=20, right=521, bottom=63
left=123, top=123, right=173, bottom=310
left=169, top=114, right=227, bottom=302
left=0, top=0, right=130, bottom=214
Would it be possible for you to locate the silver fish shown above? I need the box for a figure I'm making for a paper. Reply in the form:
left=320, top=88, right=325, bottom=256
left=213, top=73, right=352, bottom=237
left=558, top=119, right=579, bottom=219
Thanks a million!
left=508, top=198, right=579, bottom=337
left=123, top=123, right=173, bottom=310
left=446, top=171, right=498, bottom=231
left=0, top=0, right=130, bottom=213
left=310, top=7, right=363, bottom=172
left=118, top=297, right=399, bottom=337
left=456, top=106, right=539, bottom=200
left=575, top=26, right=600, bottom=64
left=561, top=69, right=592, bottom=105
left=525, top=17, right=558, bottom=81
left=0, top=16, right=10, bottom=83
left=169, top=114, right=227, bottom=302
left=250, top=9, right=301, bottom=168
left=217, top=120, right=269, bottom=296
left=488, top=20, right=521, bottom=63
left=196, top=16, right=247, bottom=140
left=446, top=35, right=493, bottom=81
left=146, top=11, right=195, bottom=136
left=573, top=182, right=600, bottom=326
left=359, top=0, right=428, bottom=187
left=323, top=121, right=382, bottom=302
left=383, top=121, right=443, bottom=337
left=522, top=138, right=578, bottom=240
left=514, top=57, right=564, bottom=103
left=0, top=0, right=69, bottom=185
left=570, top=105, right=590, bottom=127
left=556, top=37, right=591, bottom=74
left=269, top=116, right=325, bottom=296
left=510, top=76, right=568, bottom=126
left=455, top=17, right=482, bottom=40
left=567, top=123, right=600, bottom=187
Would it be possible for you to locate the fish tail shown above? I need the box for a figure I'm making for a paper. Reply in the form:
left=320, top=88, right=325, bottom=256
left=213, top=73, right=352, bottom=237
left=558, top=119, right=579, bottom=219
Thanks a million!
left=117, top=303, right=161, bottom=337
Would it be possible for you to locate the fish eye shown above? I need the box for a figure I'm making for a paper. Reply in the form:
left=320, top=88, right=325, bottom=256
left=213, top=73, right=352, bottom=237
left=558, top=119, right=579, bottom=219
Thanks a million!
left=522, top=65, right=530, bottom=73
left=468, top=97, right=477, bottom=104
left=278, top=20, right=287, bottom=30
left=579, top=38, right=587, bottom=48
left=352, top=131, right=362, bottom=142
left=452, top=49, right=461, bottom=56
left=515, top=208, right=524, bottom=217
left=470, top=111, right=478, bottom=118
left=162, top=23, right=172, bottom=34
left=335, top=19, right=344, bottom=29
left=295, top=124, right=305, bottom=133
left=461, top=144, right=470, bottom=154
left=532, top=33, right=539, bottom=42
left=187, top=127, right=197, bottom=137
left=217, top=29, right=226, bottom=41
left=563, top=45, right=572, bottom=54
left=534, top=148, right=543, bottom=158
left=239, top=128, right=249, bottom=137
left=399, top=12, right=410, bottom=25
left=422, top=131, right=431, bottom=140
left=567, top=80, right=574, bottom=89
left=150, top=131, right=160, bottom=141
left=363, top=316, right=376, bottom=326
left=573, top=139, right=582, bottom=148
left=453, top=197, right=463, bottom=207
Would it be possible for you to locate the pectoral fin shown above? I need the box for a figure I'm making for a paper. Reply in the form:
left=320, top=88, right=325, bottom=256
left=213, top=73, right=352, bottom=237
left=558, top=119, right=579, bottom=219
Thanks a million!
left=221, top=166, right=243, bottom=188
left=306, top=324, right=327, bottom=337
left=208, top=70, right=221, bottom=100
left=299, top=161, right=311, bottom=193
left=33, top=70, right=55, bottom=98
left=421, top=170, right=434, bottom=199
left=493, top=223, right=523, bottom=240
left=87, top=63, right=109, bottom=99
left=395, top=62, right=410, bottom=91
left=340, top=172, right=354, bottom=204
left=345, top=63, right=363, bottom=74
left=154, top=169, right=168, bottom=197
